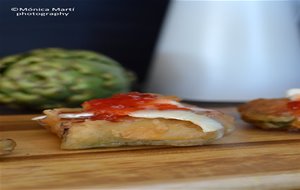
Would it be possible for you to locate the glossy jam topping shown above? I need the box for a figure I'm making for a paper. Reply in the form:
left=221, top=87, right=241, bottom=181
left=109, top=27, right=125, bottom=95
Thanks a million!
left=287, top=101, right=300, bottom=116
left=82, top=92, right=189, bottom=121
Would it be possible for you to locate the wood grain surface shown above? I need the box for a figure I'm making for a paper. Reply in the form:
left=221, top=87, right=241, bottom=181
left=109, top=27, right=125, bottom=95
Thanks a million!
left=1, top=107, right=300, bottom=190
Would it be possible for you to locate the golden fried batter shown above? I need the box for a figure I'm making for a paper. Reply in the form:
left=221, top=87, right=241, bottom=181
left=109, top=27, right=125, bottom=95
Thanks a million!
left=238, top=98, right=300, bottom=130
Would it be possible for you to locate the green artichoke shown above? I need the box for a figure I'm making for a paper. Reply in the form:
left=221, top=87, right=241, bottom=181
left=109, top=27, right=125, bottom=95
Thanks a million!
left=0, top=48, right=135, bottom=109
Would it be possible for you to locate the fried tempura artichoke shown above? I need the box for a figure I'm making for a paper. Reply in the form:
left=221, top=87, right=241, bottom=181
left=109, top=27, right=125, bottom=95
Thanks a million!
left=238, top=98, right=300, bottom=131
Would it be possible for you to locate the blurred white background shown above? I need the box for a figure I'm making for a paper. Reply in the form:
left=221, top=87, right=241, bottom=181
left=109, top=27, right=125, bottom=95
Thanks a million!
left=146, top=0, right=300, bottom=101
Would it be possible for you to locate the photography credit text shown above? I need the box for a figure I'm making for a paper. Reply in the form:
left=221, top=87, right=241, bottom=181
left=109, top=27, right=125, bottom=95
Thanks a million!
left=10, top=7, right=75, bottom=17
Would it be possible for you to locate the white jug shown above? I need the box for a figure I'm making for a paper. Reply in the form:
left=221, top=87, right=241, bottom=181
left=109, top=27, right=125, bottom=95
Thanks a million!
left=146, top=0, right=300, bottom=101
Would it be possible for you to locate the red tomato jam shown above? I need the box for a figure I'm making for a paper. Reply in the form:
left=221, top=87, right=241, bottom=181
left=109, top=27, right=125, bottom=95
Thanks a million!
left=287, top=101, right=300, bottom=116
left=82, top=92, right=189, bottom=121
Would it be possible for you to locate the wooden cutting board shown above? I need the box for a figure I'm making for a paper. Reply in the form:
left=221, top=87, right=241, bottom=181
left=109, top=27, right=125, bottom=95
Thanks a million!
left=1, top=107, right=300, bottom=190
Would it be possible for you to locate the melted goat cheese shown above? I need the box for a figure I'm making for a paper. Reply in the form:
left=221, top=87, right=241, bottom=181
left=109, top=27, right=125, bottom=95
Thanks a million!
left=286, top=88, right=300, bottom=101
left=129, top=110, right=223, bottom=132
